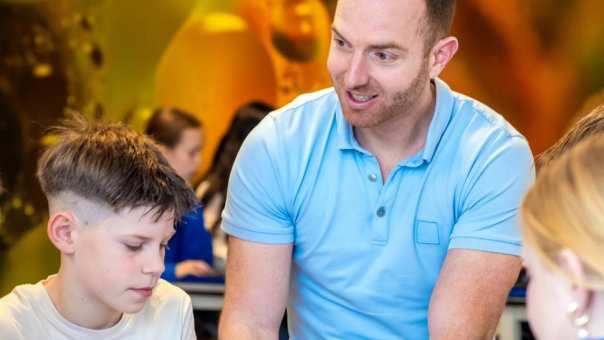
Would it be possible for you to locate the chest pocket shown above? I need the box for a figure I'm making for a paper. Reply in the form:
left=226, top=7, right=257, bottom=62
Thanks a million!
left=415, top=220, right=440, bottom=244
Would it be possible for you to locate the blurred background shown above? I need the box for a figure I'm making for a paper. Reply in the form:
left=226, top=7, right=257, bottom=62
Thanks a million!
left=1, top=0, right=604, bottom=297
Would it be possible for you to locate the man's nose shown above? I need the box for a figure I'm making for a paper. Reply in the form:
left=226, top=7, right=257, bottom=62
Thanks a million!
left=345, top=53, right=369, bottom=89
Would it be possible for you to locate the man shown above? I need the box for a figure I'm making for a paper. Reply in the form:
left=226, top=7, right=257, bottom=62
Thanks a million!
left=219, top=0, right=534, bottom=339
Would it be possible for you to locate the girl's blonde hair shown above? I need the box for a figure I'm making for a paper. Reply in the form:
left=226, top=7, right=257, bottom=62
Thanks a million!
left=521, top=134, right=604, bottom=289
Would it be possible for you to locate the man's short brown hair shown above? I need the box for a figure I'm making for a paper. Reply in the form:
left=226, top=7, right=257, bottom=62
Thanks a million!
left=37, top=114, right=196, bottom=221
left=422, top=0, right=456, bottom=46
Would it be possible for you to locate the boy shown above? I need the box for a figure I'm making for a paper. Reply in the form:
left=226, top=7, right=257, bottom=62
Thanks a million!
left=0, top=115, right=197, bottom=339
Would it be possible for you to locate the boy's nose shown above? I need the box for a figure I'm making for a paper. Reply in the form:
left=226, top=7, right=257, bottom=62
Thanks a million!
left=142, top=250, right=165, bottom=276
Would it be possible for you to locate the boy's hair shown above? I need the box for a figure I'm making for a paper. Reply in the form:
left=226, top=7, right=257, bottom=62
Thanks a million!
left=145, top=107, right=202, bottom=149
left=538, top=103, right=604, bottom=167
left=37, top=114, right=196, bottom=221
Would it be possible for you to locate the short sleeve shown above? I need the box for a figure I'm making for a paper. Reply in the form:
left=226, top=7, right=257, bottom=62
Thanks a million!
left=221, top=117, right=294, bottom=244
left=181, top=295, right=196, bottom=340
left=0, top=318, right=21, bottom=339
left=0, top=296, right=25, bottom=339
left=449, top=136, right=535, bottom=255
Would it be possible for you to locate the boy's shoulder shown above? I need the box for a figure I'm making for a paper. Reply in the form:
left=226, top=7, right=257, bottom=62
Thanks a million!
left=0, top=279, right=193, bottom=339
left=0, top=281, right=45, bottom=338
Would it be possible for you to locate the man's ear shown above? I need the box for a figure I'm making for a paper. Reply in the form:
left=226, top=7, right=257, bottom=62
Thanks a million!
left=428, top=36, right=459, bottom=79
left=557, top=249, right=594, bottom=316
left=47, top=212, right=78, bottom=254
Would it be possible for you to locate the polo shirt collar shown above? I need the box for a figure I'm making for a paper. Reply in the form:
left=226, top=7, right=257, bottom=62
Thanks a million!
left=334, top=95, right=364, bottom=152
left=421, top=78, right=454, bottom=163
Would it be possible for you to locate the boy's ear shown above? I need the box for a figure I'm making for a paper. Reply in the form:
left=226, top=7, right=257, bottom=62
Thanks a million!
left=47, top=212, right=78, bottom=254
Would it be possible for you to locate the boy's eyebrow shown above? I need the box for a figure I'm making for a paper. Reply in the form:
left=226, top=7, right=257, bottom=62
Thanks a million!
left=122, top=235, right=152, bottom=241
left=122, top=233, right=175, bottom=242
left=331, top=26, right=408, bottom=53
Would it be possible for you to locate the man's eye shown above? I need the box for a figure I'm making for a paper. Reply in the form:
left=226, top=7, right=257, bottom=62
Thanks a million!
left=125, top=243, right=143, bottom=251
left=374, top=51, right=394, bottom=62
left=334, top=38, right=346, bottom=48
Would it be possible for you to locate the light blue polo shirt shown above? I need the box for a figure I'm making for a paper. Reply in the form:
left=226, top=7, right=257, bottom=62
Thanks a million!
left=222, top=79, right=535, bottom=339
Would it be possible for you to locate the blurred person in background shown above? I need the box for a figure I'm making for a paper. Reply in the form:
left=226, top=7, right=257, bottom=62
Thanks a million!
left=539, top=96, right=604, bottom=168
left=521, top=109, right=604, bottom=338
left=196, top=102, right=273, bottom=260
left=146, top=107, right=221, bottom=283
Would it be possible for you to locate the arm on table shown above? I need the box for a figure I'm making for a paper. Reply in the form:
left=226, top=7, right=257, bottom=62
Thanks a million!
left=219, top=236, right=292, bottom=340
left=428, top=249, right=522, bottom=340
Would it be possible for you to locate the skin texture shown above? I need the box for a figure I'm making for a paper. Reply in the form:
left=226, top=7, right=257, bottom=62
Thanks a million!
left=219, top=237, right=292, bottom=339
left=428, top=249, right=521, bottom=339
left=219, top=1, right=519, bottom=339
left=326, top=0, right=456, bottom=180
left=45, top=197, right=174, bottom=329
left=327, top=1, right=431, bottom=130
left=523, top=247, right=604, bottom=339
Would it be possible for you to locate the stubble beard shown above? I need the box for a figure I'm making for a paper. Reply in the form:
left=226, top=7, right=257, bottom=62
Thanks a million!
left=340, top=60, right=430, bottom=129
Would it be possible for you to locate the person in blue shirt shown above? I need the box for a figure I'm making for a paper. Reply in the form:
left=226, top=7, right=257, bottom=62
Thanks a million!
left=219, top=0, right=535, bottom=339
left=146, top=107, right=220, bottom=283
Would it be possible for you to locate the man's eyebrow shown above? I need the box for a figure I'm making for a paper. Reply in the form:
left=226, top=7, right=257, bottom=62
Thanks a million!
left=369, top=42, right=407, bottom=52
left=331, top=26, right=407, bottom=53
left=331, top=27, right=348, bottom=42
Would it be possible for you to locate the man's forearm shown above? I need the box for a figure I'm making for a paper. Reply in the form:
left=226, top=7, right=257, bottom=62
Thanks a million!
left=429, top=316, right=500, bottom=340
left=219, top=315, right=279, bottom=340
left=428, top=250, right=521, bottom=340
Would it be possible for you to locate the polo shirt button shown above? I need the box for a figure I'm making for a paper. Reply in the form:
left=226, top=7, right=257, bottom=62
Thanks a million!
left=368, top=173, right=377, bottom=182
left=376, top=206, right=386, bottom=217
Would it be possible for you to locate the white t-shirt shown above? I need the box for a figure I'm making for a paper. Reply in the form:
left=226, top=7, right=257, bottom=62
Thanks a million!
left=0, top=277, right=196, bottom=340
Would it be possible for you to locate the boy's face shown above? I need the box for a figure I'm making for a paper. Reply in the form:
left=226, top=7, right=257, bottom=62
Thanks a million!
left=70, top=205, right=175, bottom=315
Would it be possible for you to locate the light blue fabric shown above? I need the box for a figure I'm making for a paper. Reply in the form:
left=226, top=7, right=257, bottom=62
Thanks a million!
left=222, top=79, right=535, bottom=339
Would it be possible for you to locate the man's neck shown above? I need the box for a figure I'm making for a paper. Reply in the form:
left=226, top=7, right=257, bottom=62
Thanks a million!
left=355, top=82, right=436, bottom=180
left=44, top=266, right=123, bottom=330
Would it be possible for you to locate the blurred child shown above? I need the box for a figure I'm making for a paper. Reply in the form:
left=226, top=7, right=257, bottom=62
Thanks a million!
left=521, top=105, right=604, bottom=339
left=0, top=115, right=197, bottom=339
left=196, top=102, right=273, bottom=260
left=146, top=107, right=220, bottom=282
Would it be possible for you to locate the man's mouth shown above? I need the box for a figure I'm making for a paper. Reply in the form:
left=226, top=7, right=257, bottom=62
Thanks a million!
left=346, top=91, right=377, bottom=104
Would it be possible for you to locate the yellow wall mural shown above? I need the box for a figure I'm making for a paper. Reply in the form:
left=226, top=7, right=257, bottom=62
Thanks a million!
left=1, top=0, right=604, bottom=293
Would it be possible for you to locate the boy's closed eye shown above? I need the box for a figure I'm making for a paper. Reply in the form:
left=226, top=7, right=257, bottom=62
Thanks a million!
left=124, top=243, right=144, bottom=252
left=122, top=240, right=171, bottom=252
